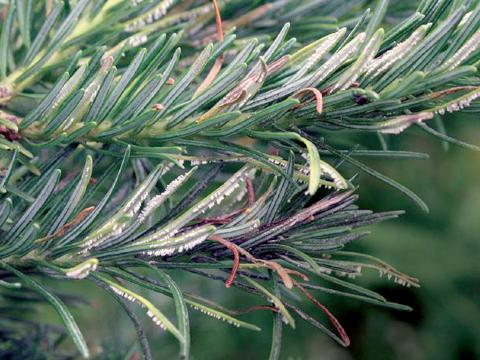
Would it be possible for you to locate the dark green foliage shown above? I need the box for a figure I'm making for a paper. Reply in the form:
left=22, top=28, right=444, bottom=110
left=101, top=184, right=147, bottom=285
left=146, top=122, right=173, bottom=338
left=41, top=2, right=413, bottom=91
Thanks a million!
left=0, top=0, right=479, bottom=358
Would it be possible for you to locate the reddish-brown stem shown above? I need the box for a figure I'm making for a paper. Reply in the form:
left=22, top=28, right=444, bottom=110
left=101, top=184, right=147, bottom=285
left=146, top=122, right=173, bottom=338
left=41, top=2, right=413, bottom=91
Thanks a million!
left=211, top=235, right=240, bottom=288
left=429, top=86, right=478, bottom=99
left=294, top=280, right=350, bottom=346
left=285, top=269, right=309, bottom=282
left=195, top=0, right=225, bottom=95
left=212, top=234, right=309, bottom=290
left=212, top=0, right=224, bottom=42
left=245, top=176, right=255, bottom=206
left=293, top=87, right=324, bottom=114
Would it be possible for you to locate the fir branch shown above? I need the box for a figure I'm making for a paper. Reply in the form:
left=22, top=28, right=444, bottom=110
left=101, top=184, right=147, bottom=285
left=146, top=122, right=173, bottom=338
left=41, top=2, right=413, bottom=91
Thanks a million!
left=1, top=0, right=479, bottom=358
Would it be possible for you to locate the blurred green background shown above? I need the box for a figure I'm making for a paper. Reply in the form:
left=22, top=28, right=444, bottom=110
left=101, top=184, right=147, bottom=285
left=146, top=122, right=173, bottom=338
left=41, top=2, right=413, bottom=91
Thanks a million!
left=57, top=114, right=478, bottom=360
